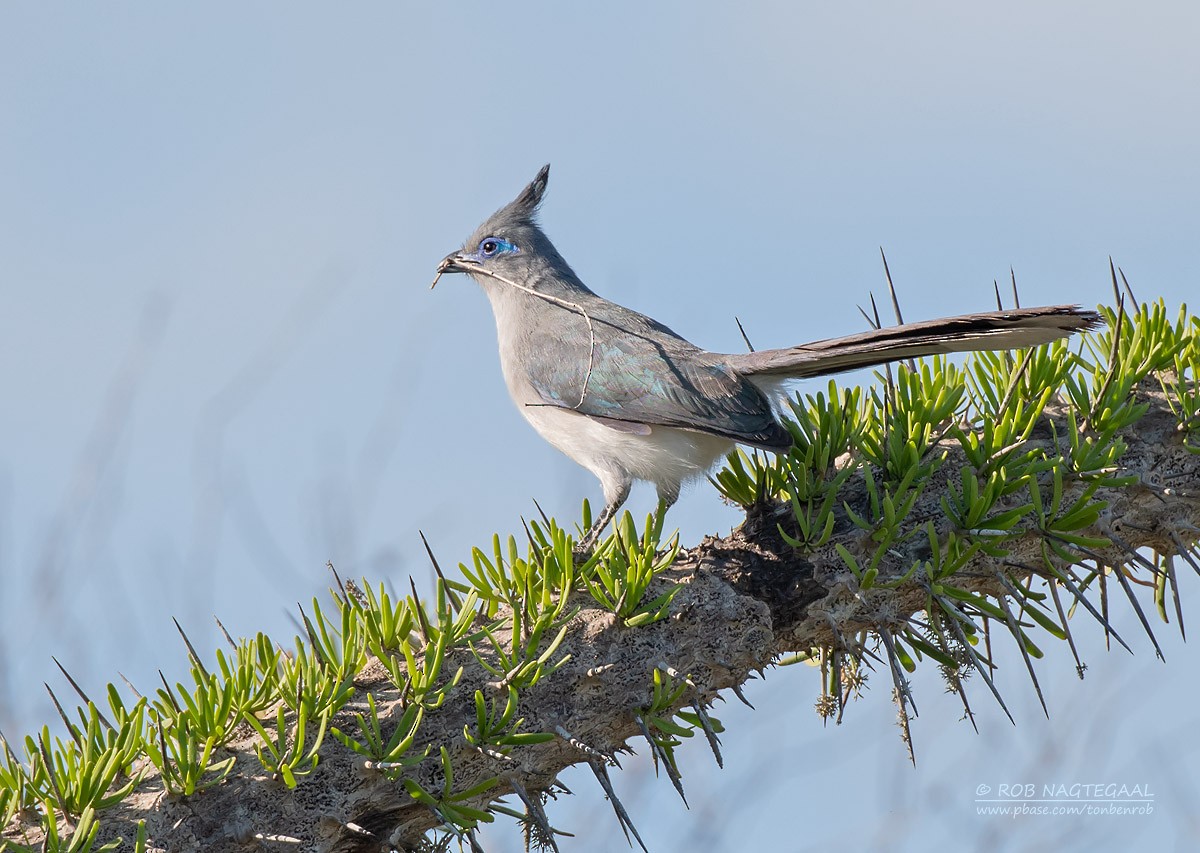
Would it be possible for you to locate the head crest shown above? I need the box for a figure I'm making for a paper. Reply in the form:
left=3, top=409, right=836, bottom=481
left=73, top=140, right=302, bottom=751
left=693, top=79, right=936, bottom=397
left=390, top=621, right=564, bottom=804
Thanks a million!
left=509, top=164, right=550, bottom=218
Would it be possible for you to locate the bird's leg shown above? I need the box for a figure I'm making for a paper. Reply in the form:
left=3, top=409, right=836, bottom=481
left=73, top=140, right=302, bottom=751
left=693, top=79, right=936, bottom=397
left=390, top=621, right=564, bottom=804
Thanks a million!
left=657, top=483, right=680, bottom=512
left=576, top=478, right=631, bottom=555
left=576, top=503, right=618, bottom=554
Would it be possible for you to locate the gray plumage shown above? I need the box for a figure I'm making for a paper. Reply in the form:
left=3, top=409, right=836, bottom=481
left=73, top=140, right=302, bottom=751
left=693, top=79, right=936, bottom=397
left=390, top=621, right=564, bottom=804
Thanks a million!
left=434, top=165, right=1101, bottom=546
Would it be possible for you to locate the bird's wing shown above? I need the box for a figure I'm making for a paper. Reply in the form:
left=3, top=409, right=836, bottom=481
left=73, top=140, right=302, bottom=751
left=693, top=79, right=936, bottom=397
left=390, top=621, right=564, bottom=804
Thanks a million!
left=525, top=330, right=792, bottom=450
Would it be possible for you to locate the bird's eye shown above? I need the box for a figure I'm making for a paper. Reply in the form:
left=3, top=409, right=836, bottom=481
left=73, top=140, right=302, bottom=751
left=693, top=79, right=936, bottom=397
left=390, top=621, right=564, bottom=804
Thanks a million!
left=478, top=237, right=516, bottom=258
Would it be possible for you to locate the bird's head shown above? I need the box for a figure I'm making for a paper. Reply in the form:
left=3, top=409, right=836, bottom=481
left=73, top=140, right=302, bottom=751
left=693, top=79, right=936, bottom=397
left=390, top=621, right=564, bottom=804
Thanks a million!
left=432, top=165, right=585, bottom=295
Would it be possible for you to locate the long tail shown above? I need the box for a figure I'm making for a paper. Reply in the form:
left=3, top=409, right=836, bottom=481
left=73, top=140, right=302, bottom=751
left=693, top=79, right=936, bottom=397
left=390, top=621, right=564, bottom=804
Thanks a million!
left=726, top=305, right=1102, bottom=379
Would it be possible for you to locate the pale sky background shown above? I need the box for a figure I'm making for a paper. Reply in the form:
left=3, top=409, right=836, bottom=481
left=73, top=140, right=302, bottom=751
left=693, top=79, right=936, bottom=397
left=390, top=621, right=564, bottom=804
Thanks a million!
left=2, top=3, right=1199, bottom=851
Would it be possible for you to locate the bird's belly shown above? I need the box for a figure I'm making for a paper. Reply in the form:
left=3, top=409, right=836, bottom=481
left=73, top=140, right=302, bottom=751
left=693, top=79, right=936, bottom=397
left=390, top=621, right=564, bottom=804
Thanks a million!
left=520, top=405, right=734, bottom=490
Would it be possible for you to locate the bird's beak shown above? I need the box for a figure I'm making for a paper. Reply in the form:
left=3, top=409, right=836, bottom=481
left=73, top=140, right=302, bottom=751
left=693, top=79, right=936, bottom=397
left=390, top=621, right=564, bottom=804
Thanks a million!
left=430, top=251, right=478, bottom=289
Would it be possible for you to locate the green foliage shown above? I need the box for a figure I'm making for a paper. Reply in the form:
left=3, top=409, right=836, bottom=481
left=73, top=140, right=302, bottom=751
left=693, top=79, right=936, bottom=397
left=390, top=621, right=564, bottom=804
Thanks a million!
left=633, top=668, right=725, bottom=799
left=302, top=596, right=369, bottom=686
left=714, top=299, right=1198, bottom=745
left=861, top=357, right=962, bottom=483
left=276, top=640, right=355, bottom=721
left=142, top=714, right=235, bottom=798
left=463, top=687, right=554, bottom=754
left=330, top=694, right=427, bottom=779
left=469, top=609, right=570, bottom=692
left=212, top=633, right=280, bottom=718
left=243, top=690, right=327, bottom=789
left=402, top=747, right=498, bottom=833
left=27, top=706, right=143, bottom=821
left=348, top=581, right=416, bottom=659
left=3, top=300, right=1198, bottom=851
left=3, top=805, right=126, bottom=853
left=459, top=520, right=582, bottom=626
left=584, top=511, right=681, bottom=626
left=376, top=582, right=471, bottom=711
left=152, top=666, right=241, bottom=750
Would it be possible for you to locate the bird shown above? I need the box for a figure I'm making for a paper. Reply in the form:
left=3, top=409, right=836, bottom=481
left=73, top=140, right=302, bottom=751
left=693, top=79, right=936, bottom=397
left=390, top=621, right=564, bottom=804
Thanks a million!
left=432, top=165, right=1101, bottom=549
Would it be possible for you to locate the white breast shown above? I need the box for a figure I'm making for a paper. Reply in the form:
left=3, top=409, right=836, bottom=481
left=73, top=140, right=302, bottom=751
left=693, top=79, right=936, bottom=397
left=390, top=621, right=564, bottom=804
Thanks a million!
left=480, top=278, right=734, bottom=502
left=519, top=404, right=735, bottom=503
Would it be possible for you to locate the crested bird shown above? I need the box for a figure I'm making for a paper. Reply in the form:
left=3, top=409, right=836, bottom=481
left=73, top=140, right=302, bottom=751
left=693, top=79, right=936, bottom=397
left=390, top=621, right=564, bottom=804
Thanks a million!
left=433, top=165, right=1100, bottom=548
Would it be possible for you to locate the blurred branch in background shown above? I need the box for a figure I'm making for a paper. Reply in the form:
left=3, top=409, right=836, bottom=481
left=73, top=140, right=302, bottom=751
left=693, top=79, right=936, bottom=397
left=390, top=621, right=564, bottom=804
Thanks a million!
left=0, top=295, right=170, bottom=732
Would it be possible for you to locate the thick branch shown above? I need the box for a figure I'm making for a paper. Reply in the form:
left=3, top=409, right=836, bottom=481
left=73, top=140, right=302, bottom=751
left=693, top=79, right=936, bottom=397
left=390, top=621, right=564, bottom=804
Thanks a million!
left=7, top=382, right=1198, bottom=852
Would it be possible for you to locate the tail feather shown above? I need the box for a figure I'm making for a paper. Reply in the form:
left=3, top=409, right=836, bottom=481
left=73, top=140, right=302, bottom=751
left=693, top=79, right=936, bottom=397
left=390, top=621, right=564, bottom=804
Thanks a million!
left=726, top=305, right=1102, bottom=379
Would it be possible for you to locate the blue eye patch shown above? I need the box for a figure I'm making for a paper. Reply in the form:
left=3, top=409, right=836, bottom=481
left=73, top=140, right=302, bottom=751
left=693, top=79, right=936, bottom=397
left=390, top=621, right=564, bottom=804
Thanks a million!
left=478, top=237, right=519, bottom=258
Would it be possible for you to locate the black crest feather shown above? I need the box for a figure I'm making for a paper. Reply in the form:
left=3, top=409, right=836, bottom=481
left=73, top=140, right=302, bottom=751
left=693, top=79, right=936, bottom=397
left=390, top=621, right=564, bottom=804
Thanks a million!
left=512, top=164, right=550, bottom=216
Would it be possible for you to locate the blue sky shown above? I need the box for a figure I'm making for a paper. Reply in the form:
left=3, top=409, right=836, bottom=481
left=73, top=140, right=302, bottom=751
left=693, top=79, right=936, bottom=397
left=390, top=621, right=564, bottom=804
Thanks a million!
left=2, top=3, right=1198, bottom=850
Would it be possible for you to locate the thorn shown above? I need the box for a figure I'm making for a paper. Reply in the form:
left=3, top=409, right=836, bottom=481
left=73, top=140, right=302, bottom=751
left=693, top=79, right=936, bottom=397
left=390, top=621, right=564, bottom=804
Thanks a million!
left=1108, top=257, right=1122, bottom=306
left=993, top=580, right=1049, bottom=719
left=1057, top=564, right=1132, bottom=654
left=1163, top=554, right=1186, bottom=641
left=633, top=714, right=688, bottom=806
left=891, top=685, right=916, bottom=767
left=508, top=776, right=561, bottom=853
left=173, top=617, right=209, bottom=678
left=324, top=561, right=348, bottom=604
left=1107, top=532, right=1167, bottom=580
left=1009, top=267, right=1021, bottom=309
left=938, top=598, right=1015, bottom=725
left=657, top=664, right=696, bottom=690
left=730, top=682, right=755, bottom=709
left=555, top=725, right=610, bottom=761
left=420, top=531, right=463, bottom=611
left=590, top=760, right=648, bottom=853
left=1169, top=532, right=1200, bottom=579
left=1014, top=559, right=1134, bottom=654
left=879, top=248, right=905, bottom=325
left=52, top=657, right=113, bottom=732
left=471, top=744, right=515, bottom=763
left=831, top=651, right=847, bottom=724
left=44, top=684, right=76, bottom=742
left=951, top=672, right=979, bottom=734
left=157, top=671, right=182, bottom=713
left=691, top=701, right=723, bottom=768
left=734, top=316, right=756, bottom=352
left=1117, top=266, right=1139, bottom=310
left=297, top=604, right=322, bottom=654
left=341, top=822, right=374, bottom=838
left=877, top=628, right=919, bottom=719
left=1083, top=290, right=1125, bottom=434
left=993, top=280, right=1004, bottom=311
left=214, top=616, right=238, bottom=649
left=1110, top=560, right=1166, bottom=662
left=118, top=672, right=143, bottom=699
left=530, top=497, right=554, bottom=530
left=1067, top=538, right=1165, bottom=661
left=410, top=576, right=432, bottom=641
left=994, top=350, right=1032, bottom=419
left=37, top=733, right=65, bottom=809
left=1046, top=580, right=1085, bottom=679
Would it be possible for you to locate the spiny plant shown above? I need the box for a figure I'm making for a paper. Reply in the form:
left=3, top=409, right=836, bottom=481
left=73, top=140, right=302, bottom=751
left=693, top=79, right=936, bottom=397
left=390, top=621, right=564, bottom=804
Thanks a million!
left=2, top=290, right=1198, bottom=852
